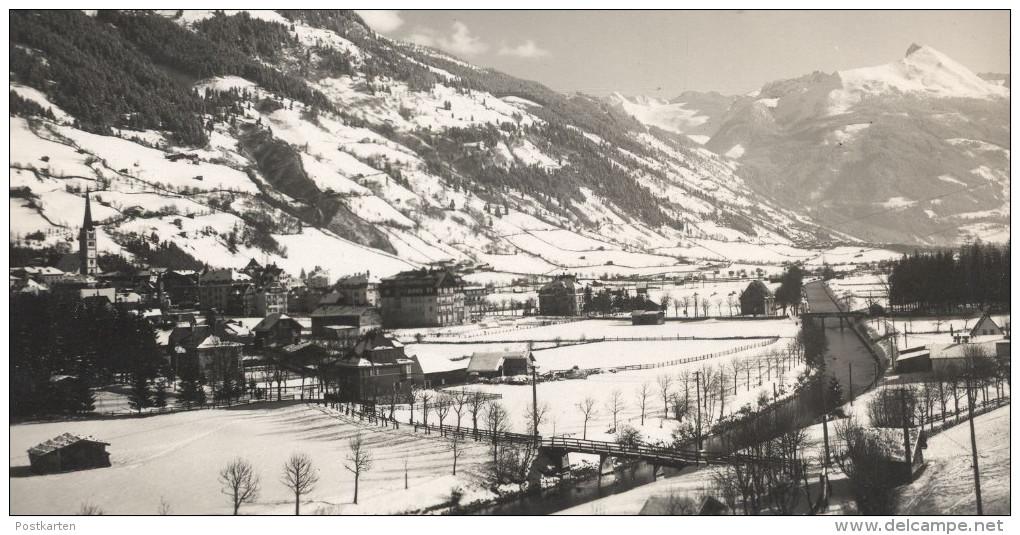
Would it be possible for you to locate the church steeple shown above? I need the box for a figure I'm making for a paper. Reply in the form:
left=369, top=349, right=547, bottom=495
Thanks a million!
left=79, top=188, right=98, bottom=276
left=81, top=187, right=95, bottom=231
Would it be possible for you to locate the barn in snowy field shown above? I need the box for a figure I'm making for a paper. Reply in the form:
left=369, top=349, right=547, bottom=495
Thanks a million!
left=467, top=350, right=535, bottom=379
left=739, top=280, right=776, bottom=316
left=28, top=433, right=111, bottom=474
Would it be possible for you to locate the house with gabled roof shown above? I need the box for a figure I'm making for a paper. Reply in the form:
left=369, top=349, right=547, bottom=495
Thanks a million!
left=252, top=312, right=302, bottom=349
left=310, top=305, right=381, bottom=338
left=28, top=433, right=111, bottom=474
left=538, top=275, right=584, bottom=316
left=739, top=279, right=776, bottom=316
left=467, top=349, right=535, bottom=379
left=323, top=331, right=424, bottom=402
left=969, top=313, right=1004, bottom=338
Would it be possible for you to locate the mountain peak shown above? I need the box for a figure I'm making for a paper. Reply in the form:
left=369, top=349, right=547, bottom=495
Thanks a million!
left=829, top=44, right=1008, bottom=113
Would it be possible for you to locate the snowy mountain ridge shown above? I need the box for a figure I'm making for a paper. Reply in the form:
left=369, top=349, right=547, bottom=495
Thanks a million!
left=612, top=44, right=1009, bottom=245
left=11, top=10, right=852, bottom=282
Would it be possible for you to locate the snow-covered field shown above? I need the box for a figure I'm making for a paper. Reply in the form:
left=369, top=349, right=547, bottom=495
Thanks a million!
left=896, top=406, right=1010, bottom=515
left=396, top=334, right=807, bottom=451
left=10, top=404, right=494, bottom=515
left=443, top=318, right=798, bottom=342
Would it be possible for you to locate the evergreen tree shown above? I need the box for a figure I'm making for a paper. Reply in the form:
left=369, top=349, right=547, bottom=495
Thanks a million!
left=153, top=379, right=169, bottom=410
left=70, top=376, right=96, bottom=415
left=128, top=373, right=153, bottom=415
left=177, top=363, right=206, bottom=409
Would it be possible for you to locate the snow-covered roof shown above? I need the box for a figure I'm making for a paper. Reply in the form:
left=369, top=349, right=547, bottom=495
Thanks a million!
left=310, top=305, right=377, bottom=318
left=467, top=350, right=532, bottom=373
left=28, top=433, right=109, bottom=456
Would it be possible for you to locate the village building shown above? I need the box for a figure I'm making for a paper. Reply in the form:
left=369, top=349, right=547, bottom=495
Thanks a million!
left=969, top=313, right=1004, bottom=338
left=895, top=338, right=1004, bottom=374
left=310, top=305, right=382, bottom=338
left=413, top=354, right=470, bottom=389
left=287, top=285, right=331, bottom=314
left=197, top=269, right=254, bottom=316
left=335, top=273, right=380, bottom=306
left=463, top=286, right=489, bottom=318
left=28, top=433, right=111, bottom=474
left=305, top=266, right=331, bottom=290
left=253, top=283, right=288, bottom=317
left=10, top=277, right=49, bottom=295
left=632, top=309, right=665, bottom=325
left=252, top=313, right=303, bottom=349
left=858, top=427, right=927, bottom=486
left=739, top=279, right=776, bottom=316
left=538, top=275, right=584, bottom=316
left=466, top=349, right=535, bottom=380
left=324, top=331, right=424, bottom=402
left=11, top=265, right=66, bottom=285
left=379, top=268, right=466, bottom=328
left=168, top=324, right=244, bottom=382
left=160, top=270, right=200, bottom=308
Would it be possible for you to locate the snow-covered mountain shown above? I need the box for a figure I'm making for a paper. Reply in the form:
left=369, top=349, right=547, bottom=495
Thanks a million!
left=11, top=10, right=845, bottom=281
left=604, top=91, right=741, bottom=144
left=616, top=45, right=1010, bottom=245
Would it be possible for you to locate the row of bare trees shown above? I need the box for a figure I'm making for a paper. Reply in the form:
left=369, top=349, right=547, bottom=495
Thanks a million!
left=659, top=292, right=742, bottom=318
left=710, top=411, right=818, bottom=515
left=870, top=345, right=1006, bottom=429
left=217, top=434, right=373, bottom=515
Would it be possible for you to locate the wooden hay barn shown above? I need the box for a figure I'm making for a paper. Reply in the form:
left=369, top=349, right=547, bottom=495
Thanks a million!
left=28, top=433, right=111, bottom=474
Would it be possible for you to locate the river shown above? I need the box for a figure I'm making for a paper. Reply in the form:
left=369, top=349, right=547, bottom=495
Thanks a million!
left=469, top=462, right=687, bottom=515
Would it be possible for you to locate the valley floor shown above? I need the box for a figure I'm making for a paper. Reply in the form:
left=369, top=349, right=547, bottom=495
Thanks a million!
left=10, top=403, right=494, bottom=515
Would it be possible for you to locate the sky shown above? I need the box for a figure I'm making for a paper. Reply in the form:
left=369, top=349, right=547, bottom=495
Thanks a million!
left=354, top=10, right=1011, bottom=98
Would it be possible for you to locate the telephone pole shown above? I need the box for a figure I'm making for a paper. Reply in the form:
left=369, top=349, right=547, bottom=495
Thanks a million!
left=531, top=361, right=539, bottom=446
left=695, top=371, right=702, bottom=466
left=821, top=377, right=830, bottom=468
left=900, top=388, right=913, bottom=483
left=966, top=375, right=984, bottom=515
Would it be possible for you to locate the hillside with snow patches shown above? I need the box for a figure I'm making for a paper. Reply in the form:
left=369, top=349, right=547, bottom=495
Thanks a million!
left=11, top=10, right=876, bottom=280
left=614, top=45, right=1009, bottom=246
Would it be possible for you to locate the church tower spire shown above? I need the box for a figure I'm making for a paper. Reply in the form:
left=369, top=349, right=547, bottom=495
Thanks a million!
left=79, top=188, right=98, bottom=276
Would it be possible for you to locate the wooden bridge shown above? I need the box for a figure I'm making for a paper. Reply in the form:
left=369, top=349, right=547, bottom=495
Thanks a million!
left=802, top=280, right=866, bottom=322
left=535, top=436, right=789, bottom=474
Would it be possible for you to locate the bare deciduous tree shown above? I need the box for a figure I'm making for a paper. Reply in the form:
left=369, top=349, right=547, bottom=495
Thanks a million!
left=468, top=391, right=486, bottom=439
left=281, top=453, right=320, bottom=515
left=157, top=496, right=172, bottom=515
left=420, top=389, right=433, bottom=431
left=576, top=396, right=599, bottom=439
left=450, top=389, right=468, bottom=428
left=636, top=382, right=652, bottom=426
left=450, top=431, right=462, bottom=476
left=523, top=401, right=549, bottom=437
left=605, top=390, right=625, bottom=432
left=435, top=393, right=452, bottom=434
left=344, top=434, right=373, bottom=505
left=656, top=374, right=673, bottom=416
left=484, top=401, right=511, bottom=464
left=219, top=458, right=261, bottom=515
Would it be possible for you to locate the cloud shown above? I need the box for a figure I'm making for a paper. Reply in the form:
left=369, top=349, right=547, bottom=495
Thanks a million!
left=406, top=22, right=489, bottom=57
left=499, top=39, right=550, bottom=59
left=354, top=10, right=404, bottom=33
